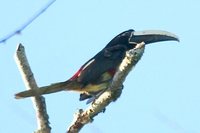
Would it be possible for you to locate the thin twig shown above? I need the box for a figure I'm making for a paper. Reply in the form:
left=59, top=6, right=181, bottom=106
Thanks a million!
left=67, top=43, right=145, bottom=133
left=0, top=0, right=56, bottom=44
left=14, top=43, right=51, bottom=133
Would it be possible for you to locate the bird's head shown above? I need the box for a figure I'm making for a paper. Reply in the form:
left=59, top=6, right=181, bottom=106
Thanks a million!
left=106, top=29, right=179, bottom=50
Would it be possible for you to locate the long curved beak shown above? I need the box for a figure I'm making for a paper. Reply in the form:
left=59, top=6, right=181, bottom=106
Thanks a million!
left=129, top=30, right=179, bottom=45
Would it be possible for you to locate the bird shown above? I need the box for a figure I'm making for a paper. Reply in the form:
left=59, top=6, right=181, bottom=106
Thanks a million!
left=15, top=29, right=179, bottom=101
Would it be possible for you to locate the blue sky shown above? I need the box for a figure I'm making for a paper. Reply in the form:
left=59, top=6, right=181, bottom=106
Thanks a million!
left=0, top=0, right=200, bottom=132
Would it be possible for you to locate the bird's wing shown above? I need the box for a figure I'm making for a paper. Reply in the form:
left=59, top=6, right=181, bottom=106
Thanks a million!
left=76, top=46, right=125, bottom=85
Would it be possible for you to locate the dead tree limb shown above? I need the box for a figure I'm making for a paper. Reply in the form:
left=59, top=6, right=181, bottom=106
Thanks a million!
left=67, top=42, right=145, bottom=133
left=14, top=42, right=145, bottom=133
left=14, top=43, right=51, bottom=133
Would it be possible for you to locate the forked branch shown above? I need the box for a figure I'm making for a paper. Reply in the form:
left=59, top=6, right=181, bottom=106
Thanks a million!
left=14, top=42, right=145, bottom=133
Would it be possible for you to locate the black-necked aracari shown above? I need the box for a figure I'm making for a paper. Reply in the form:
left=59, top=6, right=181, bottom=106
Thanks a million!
left=15, top=29, right=179, bottom=101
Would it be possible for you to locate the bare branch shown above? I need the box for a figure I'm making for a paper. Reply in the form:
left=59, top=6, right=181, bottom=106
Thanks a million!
left=0, top=0, right=56, bottom=44
left=67, top=42, right=145, bottom=133
left=14, top=44, right=51, bottom=133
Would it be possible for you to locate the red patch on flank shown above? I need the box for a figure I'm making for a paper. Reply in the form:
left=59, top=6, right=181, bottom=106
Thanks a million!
left=70, top=68, right=116, bottom=80
left=108, top=68, right=116, bottom=76
left=70, top=67, right=83, bottom=80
